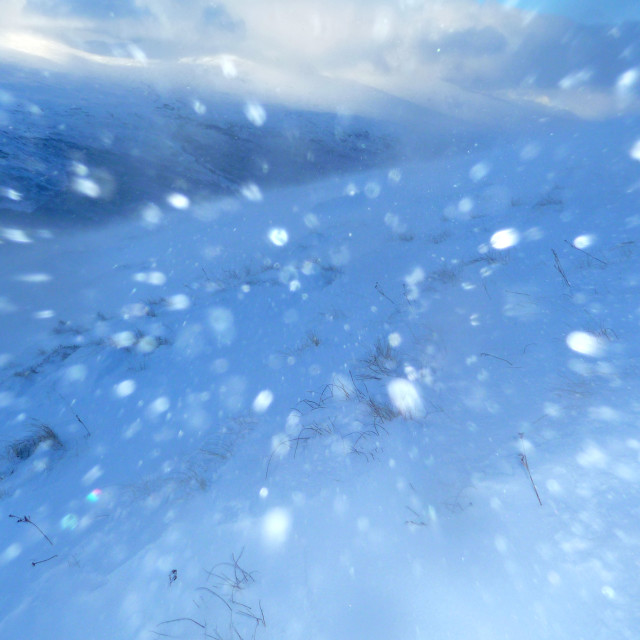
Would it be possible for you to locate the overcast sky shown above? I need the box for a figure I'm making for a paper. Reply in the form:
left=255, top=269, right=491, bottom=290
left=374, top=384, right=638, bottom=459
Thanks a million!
left=487, top=0, right=640, bottom=24
left=13, top=0, right=640, bottom=23
left=1, top=1, right=639, bottom=120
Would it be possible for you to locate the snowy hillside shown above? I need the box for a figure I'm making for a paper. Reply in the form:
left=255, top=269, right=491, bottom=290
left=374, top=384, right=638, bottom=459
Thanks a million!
left=2, top=2, right=640, bottom=639
left=0, top=61, right=422, bottom=227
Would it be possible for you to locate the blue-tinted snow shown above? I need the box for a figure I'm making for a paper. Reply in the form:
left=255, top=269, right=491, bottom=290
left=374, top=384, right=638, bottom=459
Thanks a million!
left=2, top=2, right=640, bottom=640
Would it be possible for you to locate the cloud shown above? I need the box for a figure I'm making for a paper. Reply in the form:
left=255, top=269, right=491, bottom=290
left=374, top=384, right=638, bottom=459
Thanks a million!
left=202, top=3, right=244, bottom=32
left=428, top=26, right=508, bottom=57
left=24, top=0, right=146, bottom=19
left=1, top=0, right=639, bottom=120
left=501, top=0, right=640, bottom=25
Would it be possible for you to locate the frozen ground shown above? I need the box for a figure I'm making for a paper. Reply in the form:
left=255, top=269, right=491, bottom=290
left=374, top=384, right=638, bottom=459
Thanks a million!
left=2, top=3, right=640, bottom=640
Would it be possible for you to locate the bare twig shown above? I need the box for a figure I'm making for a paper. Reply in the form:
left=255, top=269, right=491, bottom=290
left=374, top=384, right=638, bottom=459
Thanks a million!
left=375, top=282, right=397, bottom=305
left=551, top=249, right=571, bottom=287
left=57, top=392, right=91, bottom=436
left=359, top=339, right=396, bottom=378
left=480, top=352, right=514, bottom=367
left=564, top=239, right=607, bottom=265
left=32, top=554, right=58, bottom=566
left=349, top=371, right=367, bottom=401
left=405, top=506, right=427, bottom=527
left=72, top=412, right=91, bottom=437
left=9, top=514, right=54, bottom=545
left=196, top=587, right=233, bottom=611
left=265, top=437, right=299, bottom=479
left=518, top=434, right=542, bottom=506
left=157, top=617, right=206, bottom=629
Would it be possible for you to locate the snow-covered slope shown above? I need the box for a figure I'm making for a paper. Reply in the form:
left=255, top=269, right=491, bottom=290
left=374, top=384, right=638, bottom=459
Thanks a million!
left=0, top=61, right=438, bottom=228
left=2, top=0, right=640, bottom=636
left=2, top=85, right=640, bottom=639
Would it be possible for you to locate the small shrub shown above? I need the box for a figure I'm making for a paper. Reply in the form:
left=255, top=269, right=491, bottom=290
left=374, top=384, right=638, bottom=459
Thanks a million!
left=7, top=423, right=63, bottom=462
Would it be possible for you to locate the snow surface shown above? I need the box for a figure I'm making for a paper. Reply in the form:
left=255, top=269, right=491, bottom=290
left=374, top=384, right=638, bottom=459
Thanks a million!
left=2, top=3, right=640, bottom=639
